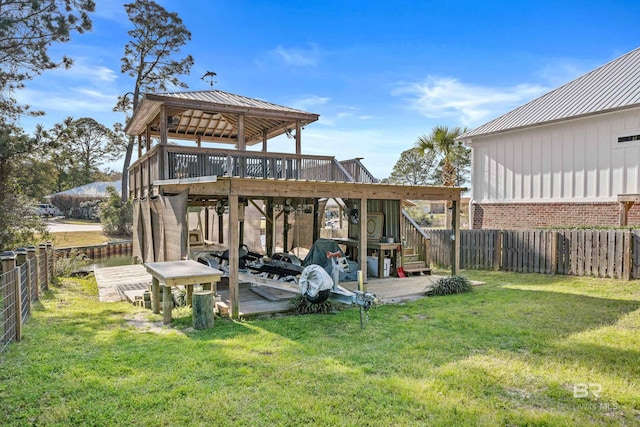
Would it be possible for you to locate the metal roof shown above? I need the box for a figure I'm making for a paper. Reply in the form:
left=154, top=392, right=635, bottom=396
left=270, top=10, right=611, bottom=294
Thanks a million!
left=459, top=47, right=640, bottom=140
left=124, top=90, right=319, bottom=145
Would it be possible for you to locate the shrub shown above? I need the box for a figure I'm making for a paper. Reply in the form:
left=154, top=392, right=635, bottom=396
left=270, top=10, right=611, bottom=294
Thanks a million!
left=54, top=249, right=91, bottom=277
left=99, top=186, right=132, bottom=236
left=426, top=275, right=472, bottom=296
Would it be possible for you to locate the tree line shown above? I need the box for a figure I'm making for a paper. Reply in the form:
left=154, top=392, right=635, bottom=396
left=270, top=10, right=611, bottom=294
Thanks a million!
left=0, top=0, right=193, bottom=251
left=0, top=1, right=469, bottom=252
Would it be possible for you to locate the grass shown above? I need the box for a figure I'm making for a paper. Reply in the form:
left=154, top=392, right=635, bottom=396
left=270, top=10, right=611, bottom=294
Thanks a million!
left=0, top=271, right=638, bottom=426
left=49, top=231, right=112, bottom=247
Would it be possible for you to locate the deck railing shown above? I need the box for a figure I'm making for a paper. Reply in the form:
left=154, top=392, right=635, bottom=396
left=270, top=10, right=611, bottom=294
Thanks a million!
left=340, top=158, right=378, bottom=183
left=129, top=145, right=365, bottom=198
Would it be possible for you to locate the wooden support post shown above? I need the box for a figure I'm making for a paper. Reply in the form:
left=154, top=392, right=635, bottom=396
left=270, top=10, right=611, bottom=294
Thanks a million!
left=192, top=291, right=215, bottom=330
left=151, top=277, right=160, bottom=314
left=186, top=284, right=193, bottom=307
left=359, top=198, right=368, bottom=283
left=619, top=202, right=633, bottom=226
left=266, top=199, right=274, bottom=256
left=218, top=212, right=224, bottom=244
left=162, top=285, right=172, bottom=324
left=262, top=129, right=268, bottom=152
left=312, top=199, right=320, bottom=243
left=16, top=248, right=29, bottom=315
left=1, top=251, right=16, bottom=343
left=283, top=209, right=289, bottom=253
left=159, top=105, right=168, bottom=181
left=295, top=120, right=301, bottom=155
left=27, top=246, right=37, bottom=300
left=204, top=207, right=210, bottom=242
left=228, top=194, right=240, bottom=319
left=7, top=250, right=24, bottom=342
left=38, top=244, right=48, bottom=290
left=451, top=199, right=461, bottom=276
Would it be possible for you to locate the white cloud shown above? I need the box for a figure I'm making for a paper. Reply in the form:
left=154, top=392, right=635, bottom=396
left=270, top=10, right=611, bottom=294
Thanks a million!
left=16, top=86, right=119, bottom=115
left=537, top=59, right=592, bottom=87
left=50, top=58, right=117, bottom=82
left=290, top=95, right=330, bottom=110
left=394, top=76, right=549, bottom=126
left=270, top=44, right=320, bottom=67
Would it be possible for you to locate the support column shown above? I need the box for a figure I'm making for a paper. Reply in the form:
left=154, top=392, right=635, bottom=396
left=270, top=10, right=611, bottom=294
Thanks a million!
left=27, top=246, right=37, bottom=300
left=265, top=199, right=274, bottom=256
left=151, top=277, right=160, bottom=314
left=16, top=248, right=28, bottom=318
left=619, top=201, right=633, bottom=226
left=228, top=194, right=240, bottom=319
left=159, top=105, right=168, bottom=181
left=1, top=251, right=16, bottom=343
left=359, top=199, right=368, bottom=283
left=451, top=198, right=461, bottom=275
left=38, top=244, right=48, bottom=290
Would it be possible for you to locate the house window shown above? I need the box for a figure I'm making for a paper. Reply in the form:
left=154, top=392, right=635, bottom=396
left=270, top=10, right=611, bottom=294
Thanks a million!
left=613, top=129, right=640, bottom=149
left=617, top=134, right=640, bottom=143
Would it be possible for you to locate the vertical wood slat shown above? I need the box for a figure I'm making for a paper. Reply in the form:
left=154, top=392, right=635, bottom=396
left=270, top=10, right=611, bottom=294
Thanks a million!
left=615, top=230, right=623, bottom=279
left=623, top=230, right=632, bottom=280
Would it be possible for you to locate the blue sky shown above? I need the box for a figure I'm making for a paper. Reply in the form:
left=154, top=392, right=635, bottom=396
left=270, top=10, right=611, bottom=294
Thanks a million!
left=15, top=0, right=640, bottom=179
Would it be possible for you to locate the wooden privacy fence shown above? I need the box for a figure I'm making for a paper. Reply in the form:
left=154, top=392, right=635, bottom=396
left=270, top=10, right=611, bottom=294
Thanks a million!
left=428, top=229, right=639, bottom=279
left=1, top=244, right=55, bottom=354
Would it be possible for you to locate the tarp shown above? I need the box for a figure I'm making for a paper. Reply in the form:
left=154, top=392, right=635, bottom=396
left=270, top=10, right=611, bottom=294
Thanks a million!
left=132, top=199, right=143, bottom=262
left=161, top=191, right=188, bottom=261
left=141, top=197, right=154, bottom=263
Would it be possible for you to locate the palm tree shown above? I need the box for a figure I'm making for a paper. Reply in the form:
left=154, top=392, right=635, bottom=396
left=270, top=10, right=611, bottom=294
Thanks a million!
left=416, top=125, right=467, bottom=187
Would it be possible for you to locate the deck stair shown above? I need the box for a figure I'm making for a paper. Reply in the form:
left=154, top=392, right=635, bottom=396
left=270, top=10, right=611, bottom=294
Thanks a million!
left=401, top=247, right=431, bottom=275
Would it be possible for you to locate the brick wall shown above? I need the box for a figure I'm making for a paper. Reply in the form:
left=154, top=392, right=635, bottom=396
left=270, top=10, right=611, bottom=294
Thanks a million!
left=472, top=202, right=640, bottom=229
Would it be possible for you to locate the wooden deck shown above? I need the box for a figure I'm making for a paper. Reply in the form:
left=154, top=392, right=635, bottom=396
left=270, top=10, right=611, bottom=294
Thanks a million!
left=94, top=264, right=443, bottom=317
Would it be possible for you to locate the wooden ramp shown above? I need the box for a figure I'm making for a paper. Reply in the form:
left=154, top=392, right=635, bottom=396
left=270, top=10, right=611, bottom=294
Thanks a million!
left=95, top=264, right=151, bottom=303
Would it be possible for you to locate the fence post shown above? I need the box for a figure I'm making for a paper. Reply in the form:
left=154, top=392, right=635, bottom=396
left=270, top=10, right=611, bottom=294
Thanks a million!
left=494, top=230, right=503, bottom=271
left=15, top=248, right=27, bottom=341
left=46, top=241, right=54, bottom=287
left=38, top=244, right=48, bottom=291
left=550, top=231, right=558, bottom=275
left=1, top=251, right=16, bottom=344
left=27, top=246, right=37, bottom=301
left=16, top=248, right=29, bottom=324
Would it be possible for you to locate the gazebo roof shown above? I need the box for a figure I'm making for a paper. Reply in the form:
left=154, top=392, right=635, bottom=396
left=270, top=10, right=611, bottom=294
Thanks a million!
left=124, top=90, right=319, bottom=146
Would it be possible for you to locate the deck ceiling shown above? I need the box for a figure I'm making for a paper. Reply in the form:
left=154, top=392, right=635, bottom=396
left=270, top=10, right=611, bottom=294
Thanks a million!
left=124, top=90, right=319, bottom=146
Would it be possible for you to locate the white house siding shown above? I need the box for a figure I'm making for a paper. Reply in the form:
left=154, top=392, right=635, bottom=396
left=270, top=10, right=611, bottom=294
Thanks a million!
left=471, top=107, right=640, bottom=204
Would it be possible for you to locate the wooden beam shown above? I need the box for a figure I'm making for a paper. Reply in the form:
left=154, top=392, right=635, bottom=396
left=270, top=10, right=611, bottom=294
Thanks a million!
left=228, top=194, right=239, bottom=319
left=157, top=177, right=464, bottom=202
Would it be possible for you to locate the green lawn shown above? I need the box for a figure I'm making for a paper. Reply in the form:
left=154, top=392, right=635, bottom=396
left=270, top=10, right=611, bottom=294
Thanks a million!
left=1, top=271, right=638, bottom=426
